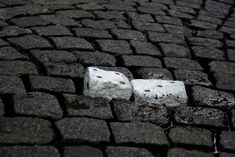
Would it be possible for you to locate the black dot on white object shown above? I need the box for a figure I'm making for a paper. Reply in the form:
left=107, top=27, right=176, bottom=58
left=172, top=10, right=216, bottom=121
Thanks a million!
left=120, top=81, right=125, bottom=84
left=97, top=76, right=102, bottom=78
left=144, top=90, right=150, bottom=92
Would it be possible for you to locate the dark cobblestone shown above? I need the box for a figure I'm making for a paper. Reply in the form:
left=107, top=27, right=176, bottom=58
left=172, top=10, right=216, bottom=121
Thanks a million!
left=137, top=6, right=165, bottom=15
left=0, top=47, right=26, bottom=60
left=174, top=70, right=212, bottom=86
left=97, top=40, right=132, bottom=55
left=209, top=61, right=235, bottom=75
left=213, top=73, right=235, bottom=92
left=190, top=20, right=217, bottom=29
left=0, top=75, right=26, bottom=94
left=135, top=68, right=173, bottom=80
left=127, top=12, right=154, bottom=22
left=0, top=26, right=29, bottom=37
left=164, top=58, right=203, bottom=71
left=220, top=131, right=235, bottom=150
left=14, top=92, right=63, bottom=119
left=73, top=28, right=112, bottom=38
left=73, top=51, right=116, bottom=66
left=94, top=11, right=125, bottom=20
left=63, top=94, right=113, bottom=119
left=8, top=35, right=52, bottom=50
left=196, top=30, right=224, bottom=39
left=0, top=146, right=60, bottom=157
left=106, top=146, right=154, bottom=157
left=192, top=46, right=225, bottom=60
left=40, top=14, right=80, bottom=26
left=51, top=37, right=93, bottom=50
left=148, top=32, right=186, bottom=45
left=0, top=98, right=3, bottom=117
left=110, top=122, right=169, bottom=146
left=167, top=148, right=213, bottom=157
left=29, top=75, right=76, bottom=93
left=0, top=117, right=54, bottom=144
left=57, top=10, right=95, bottom=19
left=64, top=146, right=103, bottom=157
left=111, top=29, right=145, bottom=41
left=32, top=25, right=72, bottom=36
left=121, top=55, right=162, bottom=67
left=220, top=152, right=235, bottom=157
left=10, top=16, right=50, bottom=27
left=81, top=19, right=116, bottom=29
left=168, top=126, right=212, bottom=147
left=192, top=86, right=235, bottom=109
left=155, top=15, right=183, bottom=26
left=0, top=7, right=26, bottom=20
left=0, top=61, right=38, bottom=76
left=227, top=49, right=235, bottom=61
left=132, top=21, right=165, bottom=32
left=188, top=37, right=223, bottom=48
left=56, top=117, right=110, bottom=144
left=130, top=40, right=162, bottom=56
left=159, top=43, right=190, bottom=58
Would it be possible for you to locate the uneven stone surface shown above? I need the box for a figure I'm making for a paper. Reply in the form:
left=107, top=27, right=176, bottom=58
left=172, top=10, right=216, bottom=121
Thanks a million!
left=220, top=131, right=235, bottom=150
left=121, top=55, right=162, bottom=67
left=135, top=68, right=173, bottom=80
left=167, top=148, right=214, bottom=157
left=64, top=146, right=103, bottom=157
left=0, top=75, right=26, bottom=94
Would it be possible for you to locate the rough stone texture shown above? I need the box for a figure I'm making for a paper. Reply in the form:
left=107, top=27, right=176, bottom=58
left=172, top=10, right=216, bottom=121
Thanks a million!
left=10, top=16, right=50, bottom=27
left=220, top=131, right=235, bottom=150
left=220, top=152, right=235, bottom=157
left=188, top=37, right=223, bottom=48
left=213, top=73, right=235, bottom=92
left=135, top=68, right=173, bottom=80
left=164, top=58, right=203, bottom=71
left=83, top=67, right=132, bottom=101
left=32, top=25, right=72, bottom=36
left=168, top=126, right=213, bottom=147
left=110, top=122, right=169, bottom=146
left=106, top=146, right=154, bottom=157
left=64, top=146, right=103, bottom=157
left=227, top=49, right=235, bottom=61
left=96, top=40, right=132, bottom=55
left=192, top=86, right=235, bottom=109
left=159, top=43, right=191, bottom=58
left=132, top=21, right=165, bottom=32
left=112, top=99, right=170, bottom=126
left=209, top=61, right=235, bottom=75
left=196, top=30, right=224, bottom=39
left=174, top=70, right=212, bottom=86
left=0, top=75, right=26, bottom=94
left=167, top=148, right=214, bottom=157
left=0, top=117, right=54, bottom=144
left=63, top=94, right=113, bottom=119
left=130, top=41, right=162, bottom=56
left=73, top=28, right=112, bottom=38
left=56, top=117, right=110, bottom=144
left=192, top=46, right=225, bottom=60
left=0, top=146, right=60, bottom=157
left=0, top=26, right=29, bottom=37
left=30, top=75, right=76, bottom=93
left=111, top=29, right=145, bottom=41
left=14, top=92, right=63, bottom=119
left=0, top=47, right=26, bottom=60
left=148, top=32, right=186, bottom=45
left=121, top=55, right=162, bottom=68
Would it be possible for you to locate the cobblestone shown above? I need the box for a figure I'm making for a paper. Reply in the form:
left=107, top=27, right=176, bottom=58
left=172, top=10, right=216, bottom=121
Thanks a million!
left=135, top=68, right=173, bottom=80
left=130, top=41, right=162, bottom=56
left=164, top=58, right=203, bottom=71
left=220, top=131, right=235, bottom=150
left=32, top=25, right=72, bottom=36
left=159, top=43, right=190, bottom=58
left=0, top=26, right=29, bottom=37
left=0, top=75, right=26, bottom=94
left=73, top=28, right=112, bottom=39
left=167, top=148, right=213, bottom=157
left=0, top=47, right=26, bottom=60
left=111, top=29, right=145, bottom=41
left=64, top=146, right=103, bottom=157
left=192, top=46, right=225, bottom=60
left=121, top=55, right=162, bottom=67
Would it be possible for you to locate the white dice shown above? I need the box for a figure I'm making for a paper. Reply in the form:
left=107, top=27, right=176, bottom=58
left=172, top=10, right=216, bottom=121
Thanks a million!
left=83, top=67, right=132, bottom=100
left=131, top=79, right=188, bottom=107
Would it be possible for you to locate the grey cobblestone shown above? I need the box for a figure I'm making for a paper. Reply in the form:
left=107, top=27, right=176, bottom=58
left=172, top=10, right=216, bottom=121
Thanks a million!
left=0, top=75, right=26, bottom=94
left=121, top=55, right=162, bottom=67
left=64, top=146, right=103, bottom=157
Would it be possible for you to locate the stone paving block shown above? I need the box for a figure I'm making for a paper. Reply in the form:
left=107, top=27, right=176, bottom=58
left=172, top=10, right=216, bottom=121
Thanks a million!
left=112, top=99, right=170, bottom=126
left=159, top=43, right=190, bottom=58
left=14, top=92, right=63, bottom=119
left=51, top=37, right=93, bottom=50
left=192, top=46, right=224, bottom=60
left=0, top=7, right=26, bottom=20
left=45, top=63, right=85, bottom=78
left=155, top=15, right=182, bottom=25
left=168, top=126, right=212, bottom=147
left=96, top=39, right=132, bottom=55
left=226, top=39, right=235, bottom=48
left=56, top=117, right=110, bottom=144
left=30, top=50, right=76, bottom=64
left=97, top=66, right=134, bottom=80
left=148, top=32, right=186, bottom=45
left=220, top=131, right=235, bottom=150
left=135, top=68, right=173, bottom=80
left=174, top=106, right=226, bottom=127
left=0, top=146, right=60, bottom=157
left=8, top=35, right=52, bottom=50
left=64, top=94, right=113, bottom=119
left=76, top=3, right=104, bottom=10
left=74, top=51, right=116, bottom=66
left=0, top=117, right=54, bottom=144
left=81, top=19, right=116, bottom=29
left=0, top=26, right=29, bottom=37
left=32, top=25, right=72, bottom=36
left=174, top=70, right=212, bottom=86
left=190, top=20, right=217, bottom=29
left=196, top=30, right=224, bottom=39
left=10, top=16, right=50, bottom=27
left=0, top=47, right=26, bottom=60
left=220, top=152, right=235, bottom=157
left=57, top=10, right=95, bottom=19
left=167, top=148, right=214, bottom=157
left=137, top=6, right=165, bottom=15
left=152, top=0, right=174, bottom=5
left=176, top=1, right=201, bottom=9
left=30, top=75, right=76, bottom=93
left=130, top=40, right=162, bottom=56
left=121, top=55, right=162, bottom=67
left=163, top=24, right=192, bottom=37
left=227, top=49, right=235, bottom=61
left=0, top=98, right=3, bottom=117
left=209, top=61, right=235, bottom=75
left=111, top=29, right=145, bottom=41
left=168, top=10, right=194, bottom=19
left=170, top=5, right=196, bottom=14
left=127, top=12, right=154, bottom=22
left=73, top=28, right=112, bottom=38
left=0, top=75, right=26, bottom=94
left=40, top=14, right=80, bottom=26
left=139, top=2, right=167, bottom=10
left=16, top=4, right=51, bottom=15
left=131, top=79, right=188, bottom=107
left=110, top=122, right=169, bottom=145
left=94, top=11, right=125, bottom=20
left=188, top=37, right=223, bottom=48
left=198, top=15, right=223, bottom=25
left=192, top=86, right=235, bottom=109
left=132, top=21, right=165, bottom=32
left=0, top=61, right=38, bottom=75
left=106, top=146, right=154, bottom=157
left=83, top=67, right=132, bottom=100
left=165, top=58, right=203, bottom=71
left=104, top=3, right=135, bottom=12
left=64, top=146, right=103, bottom=157
left=213, top=73, right=235, bottom=92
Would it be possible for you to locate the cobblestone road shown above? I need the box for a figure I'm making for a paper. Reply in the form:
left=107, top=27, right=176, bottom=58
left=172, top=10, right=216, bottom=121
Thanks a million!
left=0, top=0, right=235, bottom=156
